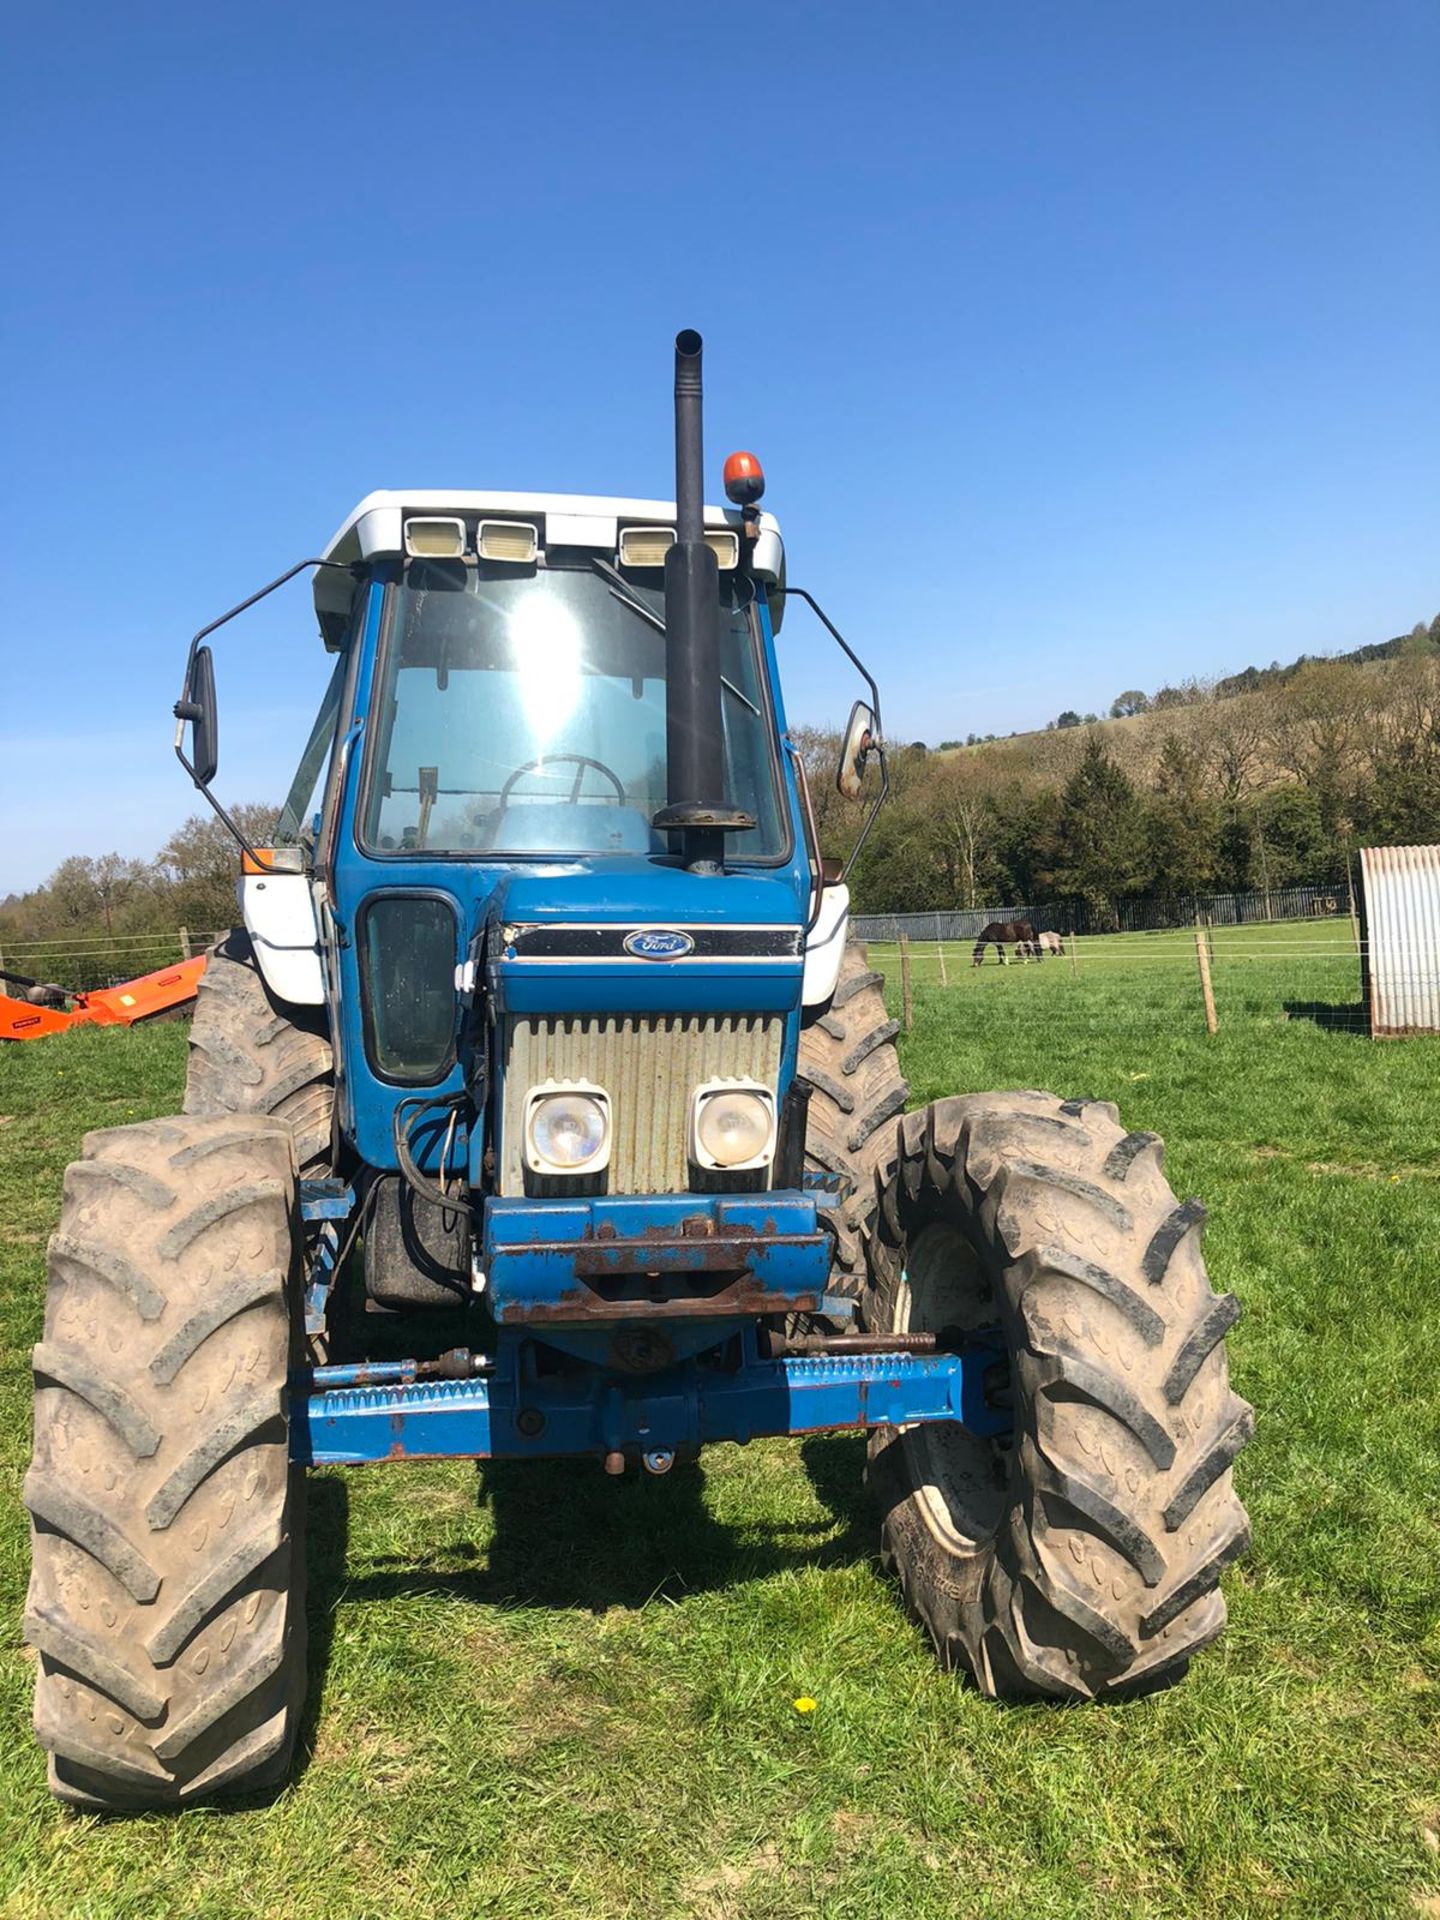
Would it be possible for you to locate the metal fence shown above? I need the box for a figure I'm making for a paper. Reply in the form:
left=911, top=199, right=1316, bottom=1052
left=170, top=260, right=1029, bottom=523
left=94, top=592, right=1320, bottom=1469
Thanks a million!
left=853, top=882, right=1354, bottom=945
left=0, top=930, right=228, bottom=994
left=857, top=921, right=1389, bottom=1043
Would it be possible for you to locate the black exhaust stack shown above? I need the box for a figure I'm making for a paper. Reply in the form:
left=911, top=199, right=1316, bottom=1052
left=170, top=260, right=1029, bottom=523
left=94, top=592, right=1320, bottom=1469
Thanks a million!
left=652, top=329, right=755, bottom=872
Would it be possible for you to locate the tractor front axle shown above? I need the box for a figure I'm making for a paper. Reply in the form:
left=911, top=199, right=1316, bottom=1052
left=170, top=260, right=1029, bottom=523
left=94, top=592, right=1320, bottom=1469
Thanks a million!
left=290, top=1335, right=1011, bottom=1466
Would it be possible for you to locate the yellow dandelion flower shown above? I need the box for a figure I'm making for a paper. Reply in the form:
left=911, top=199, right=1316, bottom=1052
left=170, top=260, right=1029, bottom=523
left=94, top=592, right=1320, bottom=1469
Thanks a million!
left=792, top=1697, right=817, bottom=1714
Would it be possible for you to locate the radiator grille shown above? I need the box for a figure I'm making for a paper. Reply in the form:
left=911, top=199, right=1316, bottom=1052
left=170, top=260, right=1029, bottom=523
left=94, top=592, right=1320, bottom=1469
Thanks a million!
left=500, top=1013, right=783, bottom=1196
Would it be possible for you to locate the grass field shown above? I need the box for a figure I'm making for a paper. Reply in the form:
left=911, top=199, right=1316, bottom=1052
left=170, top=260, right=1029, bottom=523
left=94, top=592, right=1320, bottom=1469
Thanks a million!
left=866, top=918, right=1370, bottom=1031
left=2, top=926, right=1438, bottom=1919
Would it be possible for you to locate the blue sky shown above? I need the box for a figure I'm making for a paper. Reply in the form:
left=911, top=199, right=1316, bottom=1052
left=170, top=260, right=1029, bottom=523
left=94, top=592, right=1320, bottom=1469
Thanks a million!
left=3, top=0, right=1436, bottom=892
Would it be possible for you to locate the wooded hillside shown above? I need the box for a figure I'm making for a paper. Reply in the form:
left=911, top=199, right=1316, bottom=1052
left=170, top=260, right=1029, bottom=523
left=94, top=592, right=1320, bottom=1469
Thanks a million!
left=806, top=637, right=1440, bottom=924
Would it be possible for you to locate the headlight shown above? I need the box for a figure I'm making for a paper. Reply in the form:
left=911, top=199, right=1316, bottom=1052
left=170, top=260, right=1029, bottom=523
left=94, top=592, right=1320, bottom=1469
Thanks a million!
left=524, top=1081, right=611, bottom=1176
left=690, top=1080, right=776, bottom=1172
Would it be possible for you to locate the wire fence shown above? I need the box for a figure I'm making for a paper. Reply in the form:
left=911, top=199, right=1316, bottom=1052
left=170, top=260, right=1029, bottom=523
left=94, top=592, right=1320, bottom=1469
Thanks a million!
left=0, top=930, right=228, bottom=994
left=863, top=921, right=1408, bottom=1042
left=852, top=881, right=1355, bottom=944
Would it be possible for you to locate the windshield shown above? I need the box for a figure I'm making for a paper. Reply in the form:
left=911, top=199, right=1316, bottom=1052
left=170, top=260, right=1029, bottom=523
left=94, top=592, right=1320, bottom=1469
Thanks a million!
left=275, top=653, right=345, bottom=848
left=361, top=560, right=787, bottom=859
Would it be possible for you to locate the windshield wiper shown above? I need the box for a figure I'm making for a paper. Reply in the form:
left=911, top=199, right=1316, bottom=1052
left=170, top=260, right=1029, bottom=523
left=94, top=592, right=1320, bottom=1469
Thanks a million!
left=591, top=557, right=761, bottom=717
left=592, top=556, right=664, bottom=633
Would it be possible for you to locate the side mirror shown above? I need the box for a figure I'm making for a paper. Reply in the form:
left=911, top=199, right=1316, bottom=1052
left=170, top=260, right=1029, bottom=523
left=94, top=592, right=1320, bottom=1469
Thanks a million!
left=836, top=699, right=877, bottom=801
left=175, top=644, right=219, bottom=787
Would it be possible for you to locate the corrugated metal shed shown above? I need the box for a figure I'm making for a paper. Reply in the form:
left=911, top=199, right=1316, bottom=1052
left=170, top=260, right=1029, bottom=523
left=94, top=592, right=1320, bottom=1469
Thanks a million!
left=1360, top=845, right=1440, bottom=1037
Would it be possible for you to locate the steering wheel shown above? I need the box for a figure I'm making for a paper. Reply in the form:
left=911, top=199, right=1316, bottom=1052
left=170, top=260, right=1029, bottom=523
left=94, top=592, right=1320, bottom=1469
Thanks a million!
left=498, top=753, right=627, bottom=806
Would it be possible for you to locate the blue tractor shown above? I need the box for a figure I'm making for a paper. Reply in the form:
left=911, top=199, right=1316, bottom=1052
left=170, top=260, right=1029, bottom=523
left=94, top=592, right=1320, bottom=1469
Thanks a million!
left=25, top=333, right=1251, bottom=1806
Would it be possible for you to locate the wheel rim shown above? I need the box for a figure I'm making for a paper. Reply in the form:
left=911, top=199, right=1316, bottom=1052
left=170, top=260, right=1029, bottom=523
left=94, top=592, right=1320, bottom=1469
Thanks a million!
left=894, top=1222, right=1012, bottom=1553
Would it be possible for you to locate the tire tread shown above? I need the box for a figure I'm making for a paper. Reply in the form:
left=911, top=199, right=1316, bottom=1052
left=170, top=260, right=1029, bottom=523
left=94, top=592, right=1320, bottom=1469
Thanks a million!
left=798, top=944, right=909, bottom=1294
left=864, top=1089, right=1251, bottom=1699
left=25, top=1114, right=305, bottom=1807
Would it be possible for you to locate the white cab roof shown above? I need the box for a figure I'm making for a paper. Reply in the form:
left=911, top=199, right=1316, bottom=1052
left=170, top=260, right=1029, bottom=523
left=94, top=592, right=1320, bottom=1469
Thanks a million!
left=313, top=490, right=783, bottom=640
left=321, top=489, right=779, bottom=564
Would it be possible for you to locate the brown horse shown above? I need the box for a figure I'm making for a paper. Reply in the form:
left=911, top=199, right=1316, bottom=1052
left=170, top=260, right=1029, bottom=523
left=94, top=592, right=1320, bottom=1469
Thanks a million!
left=973, top=920, right=1038, bottom=965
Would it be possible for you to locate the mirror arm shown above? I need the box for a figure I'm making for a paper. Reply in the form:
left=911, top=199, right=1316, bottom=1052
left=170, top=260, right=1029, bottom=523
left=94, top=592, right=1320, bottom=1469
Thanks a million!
left=841, top=739, right=889, bottom=881
left=772, top=587, right=883, bottom=740
left=773, top=587, right=890, bottom=883
left=173, top=557, right=361, bottom=873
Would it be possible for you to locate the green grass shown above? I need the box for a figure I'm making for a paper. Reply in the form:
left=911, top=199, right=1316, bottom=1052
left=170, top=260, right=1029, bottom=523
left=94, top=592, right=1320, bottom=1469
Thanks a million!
left=2, top=936, right=1438, bottom=1919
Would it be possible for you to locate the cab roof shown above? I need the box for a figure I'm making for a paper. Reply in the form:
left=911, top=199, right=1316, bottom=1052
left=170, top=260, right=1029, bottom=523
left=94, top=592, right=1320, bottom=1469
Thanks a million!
left=313, top=490, right=783, bottom=643
left=321, top=489, right=779, bottom=566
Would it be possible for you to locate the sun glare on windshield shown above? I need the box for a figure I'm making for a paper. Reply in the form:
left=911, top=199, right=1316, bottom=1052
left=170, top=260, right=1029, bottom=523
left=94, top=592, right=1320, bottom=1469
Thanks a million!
left=510, top=592, right=583, bottom=751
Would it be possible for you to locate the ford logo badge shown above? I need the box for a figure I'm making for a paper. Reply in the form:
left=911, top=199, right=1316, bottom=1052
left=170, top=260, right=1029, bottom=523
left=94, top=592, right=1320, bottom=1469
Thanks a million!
left=623, top=928, right=695, bottom=961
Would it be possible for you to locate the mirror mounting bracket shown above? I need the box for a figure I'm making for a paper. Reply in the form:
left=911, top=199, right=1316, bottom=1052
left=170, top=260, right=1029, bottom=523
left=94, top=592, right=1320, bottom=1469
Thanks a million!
left=173, top=557, right=362, bottom=873
left=771, top=586, right=890, bottom=881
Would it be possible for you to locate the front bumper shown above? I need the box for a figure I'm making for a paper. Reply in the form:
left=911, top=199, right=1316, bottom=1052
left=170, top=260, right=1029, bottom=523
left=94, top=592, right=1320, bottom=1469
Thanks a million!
left=482, top=1190, right=835, bottom=1327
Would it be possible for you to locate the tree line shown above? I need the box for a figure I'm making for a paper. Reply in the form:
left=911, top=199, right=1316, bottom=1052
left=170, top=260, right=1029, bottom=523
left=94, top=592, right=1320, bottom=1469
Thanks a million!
left=0, top=806, right=277, bottom=989
left=803, top=647, right=1440, bottom=925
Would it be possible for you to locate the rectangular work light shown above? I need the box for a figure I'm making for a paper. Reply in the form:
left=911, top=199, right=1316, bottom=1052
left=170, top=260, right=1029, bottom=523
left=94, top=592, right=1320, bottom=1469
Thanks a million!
left=403, top=517, right=467, bottom=559
left=618, top=526, right=739, bottom=570
left=477, top=519, right=539, bottom=564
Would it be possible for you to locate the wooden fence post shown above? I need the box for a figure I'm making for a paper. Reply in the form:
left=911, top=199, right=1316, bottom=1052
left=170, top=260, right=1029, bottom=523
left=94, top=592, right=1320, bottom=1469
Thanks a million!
left=934, top=912, right=947, bottom=986
left=899, top=932, right=914, bottom=1032
left=1068, top=928, right=1078, bottom=979
left=178, top=927, right=192, bottom=961
left=1194, top=928, right=1218, bottom=1034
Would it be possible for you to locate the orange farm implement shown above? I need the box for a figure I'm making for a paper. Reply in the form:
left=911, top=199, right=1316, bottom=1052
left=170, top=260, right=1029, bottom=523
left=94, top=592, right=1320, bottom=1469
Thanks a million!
left=0, top=956, right=207, bottom=1041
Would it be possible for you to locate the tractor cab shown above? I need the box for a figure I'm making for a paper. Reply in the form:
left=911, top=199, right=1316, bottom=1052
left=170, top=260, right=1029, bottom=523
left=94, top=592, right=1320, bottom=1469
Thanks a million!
left=242, top=478, right=858, bottom=1316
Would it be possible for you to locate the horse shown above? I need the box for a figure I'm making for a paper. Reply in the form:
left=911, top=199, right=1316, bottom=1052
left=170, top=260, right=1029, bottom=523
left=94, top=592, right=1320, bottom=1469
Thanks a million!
left=1036, top=930, right=1065, bottom=958
left=973, top=920, right=1039, bottom=965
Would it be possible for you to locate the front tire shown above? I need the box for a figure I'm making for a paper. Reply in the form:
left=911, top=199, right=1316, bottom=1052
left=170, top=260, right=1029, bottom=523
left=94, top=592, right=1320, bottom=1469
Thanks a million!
left=25, top=1115, right=307, bottom=1806
left=865, top=1091, right=1251, bottom=1699
left=185, top=929, right=334, bottom=1176
left=799, top=943, right=908, bottom=1296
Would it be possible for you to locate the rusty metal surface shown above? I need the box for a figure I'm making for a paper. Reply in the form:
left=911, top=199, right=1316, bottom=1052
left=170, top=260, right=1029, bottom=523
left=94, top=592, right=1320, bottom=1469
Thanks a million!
left=571, top=1218, right=818, bottom=1275
left=1361, top=844, right=1440, bottom=1036
left=499, top=1012, right=782, bottom=1194
left=482, top=1192, right=832, bottom=1338
left=767, top=1330, right=944, bottom=1357
left=495, top=1268, right=823, bottom=1325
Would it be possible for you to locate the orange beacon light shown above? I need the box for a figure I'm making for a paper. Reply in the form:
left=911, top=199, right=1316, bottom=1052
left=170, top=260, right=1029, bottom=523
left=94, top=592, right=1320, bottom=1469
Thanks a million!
left=723, top=450, right=766, bottom=506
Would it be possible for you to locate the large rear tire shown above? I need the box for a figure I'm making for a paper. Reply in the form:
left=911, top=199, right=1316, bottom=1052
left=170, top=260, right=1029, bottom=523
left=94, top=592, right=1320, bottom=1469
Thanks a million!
left=865, top=1091, right=1251, bottom=1699
left=25, top=1115, right=308, bottom=1806
left=185, top=929, right=334, bottom=1176
left=798, top=943, right=908, bottom=1296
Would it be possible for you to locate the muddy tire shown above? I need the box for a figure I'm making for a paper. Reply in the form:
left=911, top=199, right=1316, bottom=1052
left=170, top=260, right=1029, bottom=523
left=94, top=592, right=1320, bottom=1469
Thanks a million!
left=185, top=929, right=334, bottom=1176
left=24, top=1115, right=307, bottom=1807
left=799, top=943, right=908, bottom=1295
left=865, top=1091, right=1251, bottom=1699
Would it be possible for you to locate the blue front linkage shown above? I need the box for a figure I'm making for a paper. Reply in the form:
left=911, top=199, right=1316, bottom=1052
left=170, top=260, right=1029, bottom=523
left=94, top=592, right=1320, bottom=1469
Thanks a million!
left=292, top=1178, right=1011, bottom=1466
left=292, top=1333, right=1010, bottom=1467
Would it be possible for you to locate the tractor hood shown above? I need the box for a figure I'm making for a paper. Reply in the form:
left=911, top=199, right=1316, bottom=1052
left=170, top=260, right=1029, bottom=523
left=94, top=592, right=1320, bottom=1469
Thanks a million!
left=482, top=865, right=805, bottom=1018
